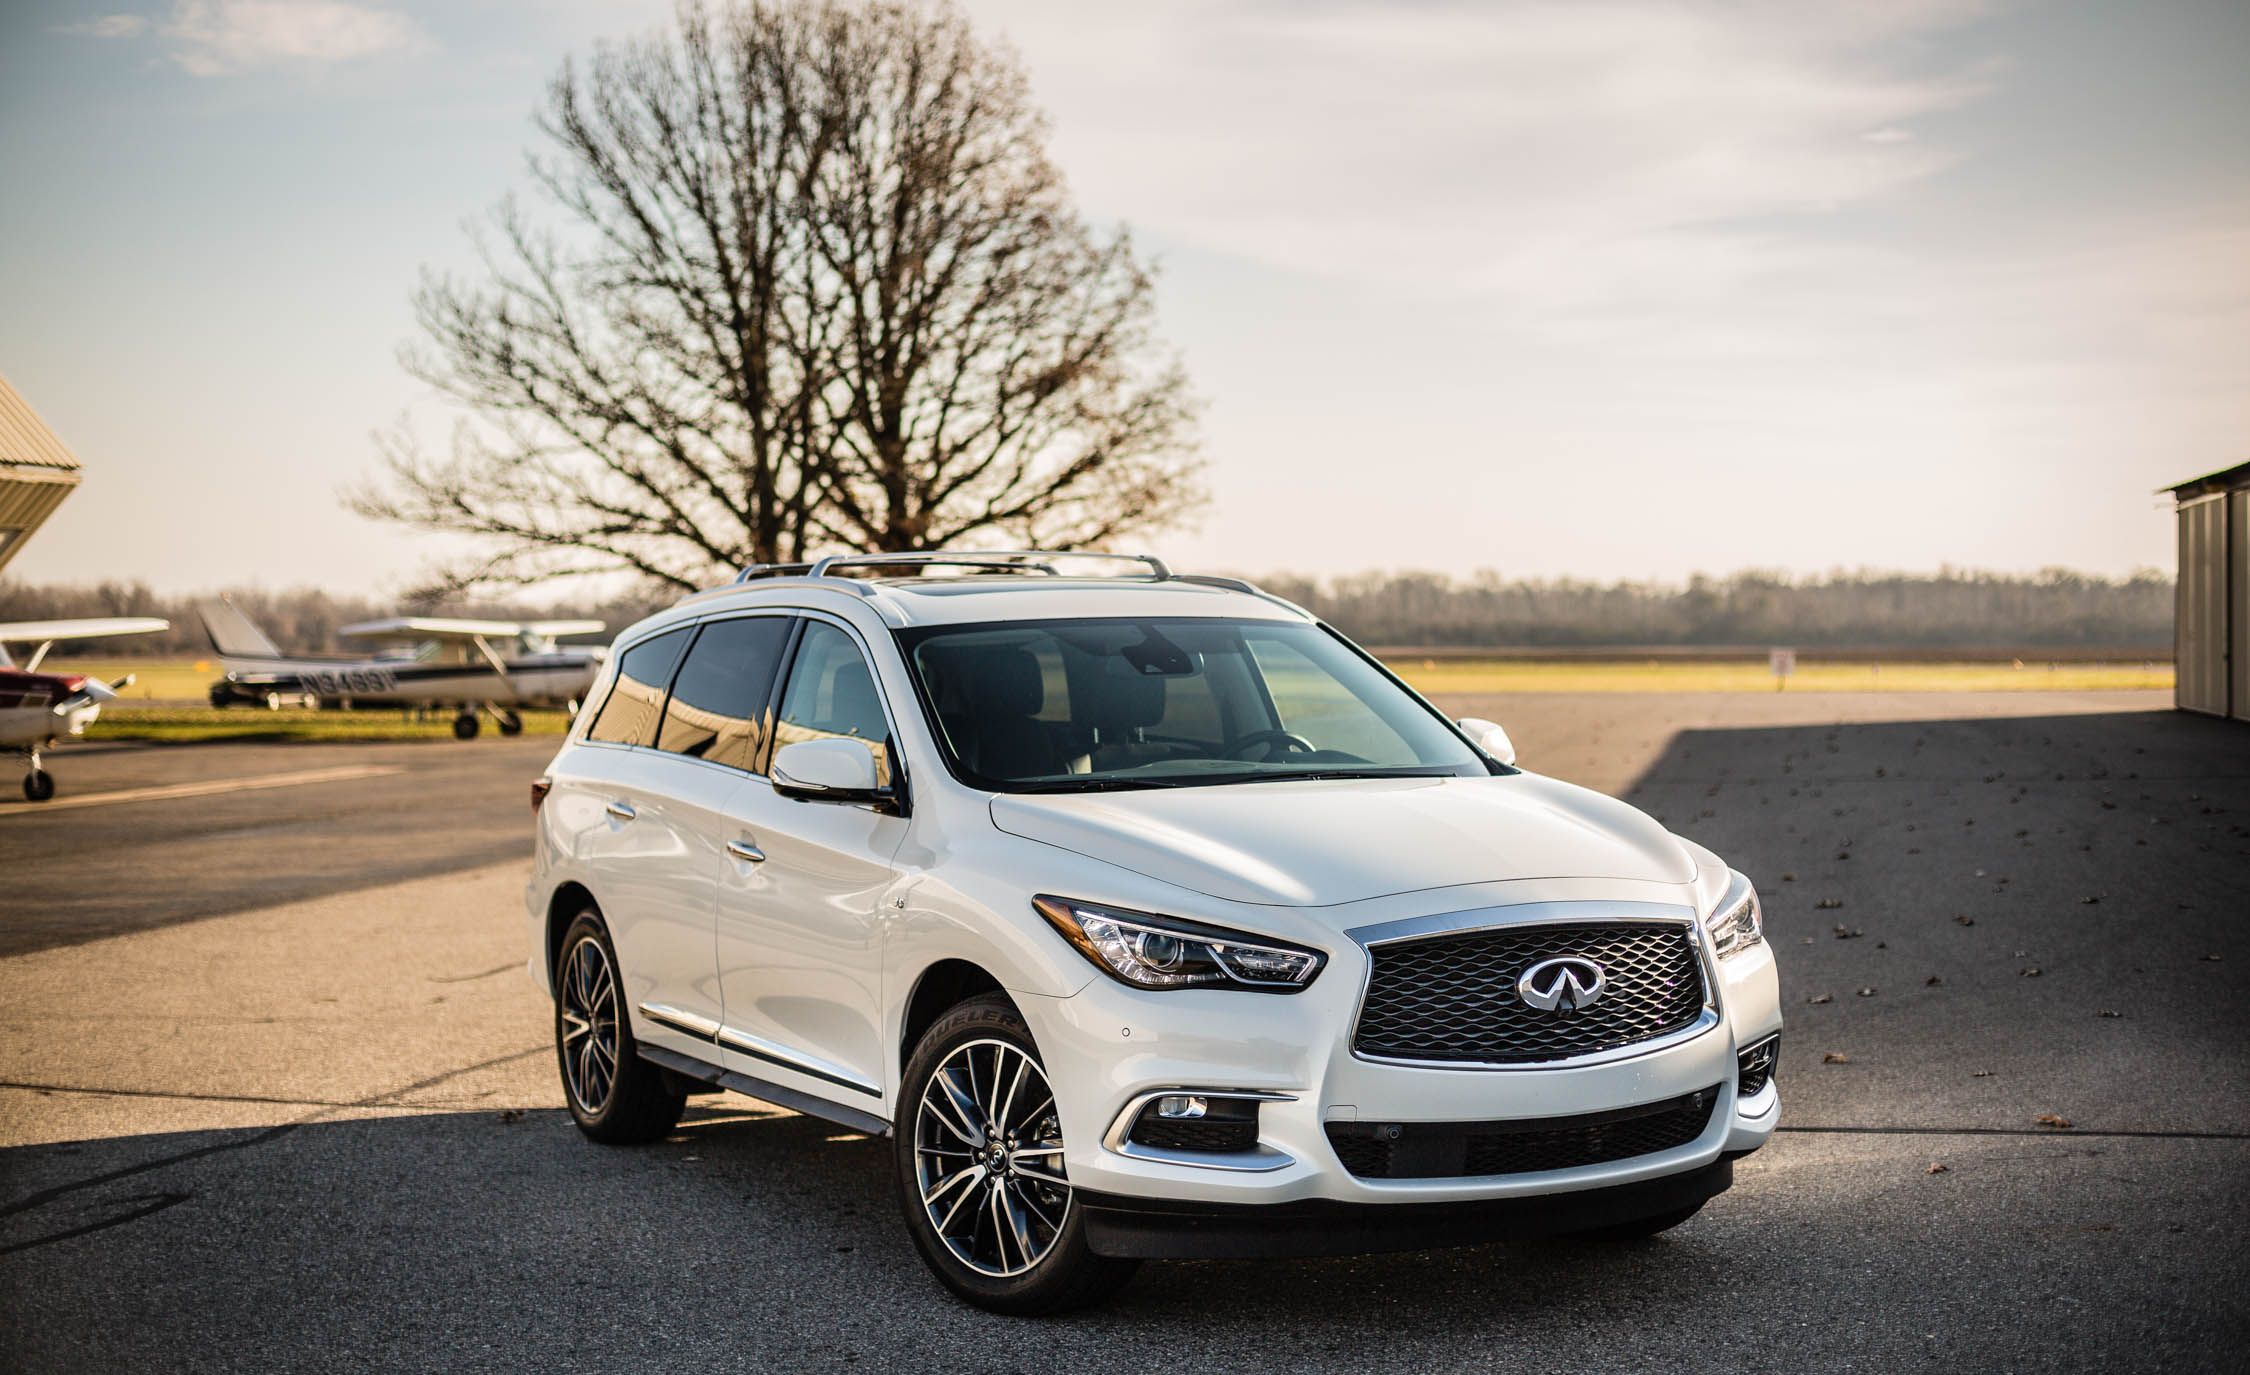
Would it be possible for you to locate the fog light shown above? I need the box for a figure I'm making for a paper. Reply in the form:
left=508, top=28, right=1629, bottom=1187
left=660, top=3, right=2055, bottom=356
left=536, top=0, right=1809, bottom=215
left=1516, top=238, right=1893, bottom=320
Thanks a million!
left=1737, top=1035, right=1780, bottom=1096
left=1155, top=1094, right=1208, bottom=1120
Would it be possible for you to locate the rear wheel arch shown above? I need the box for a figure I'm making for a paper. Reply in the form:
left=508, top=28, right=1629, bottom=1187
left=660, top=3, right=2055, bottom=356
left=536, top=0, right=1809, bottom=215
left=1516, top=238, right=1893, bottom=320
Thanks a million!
left=546, top=882, right=598, bottom=986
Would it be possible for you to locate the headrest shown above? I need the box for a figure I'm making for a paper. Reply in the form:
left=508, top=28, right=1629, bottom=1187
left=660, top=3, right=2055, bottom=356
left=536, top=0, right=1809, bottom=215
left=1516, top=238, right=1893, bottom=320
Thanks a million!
left=1080, top=661, right=1165, bottom=729
left=974, top=648, right=1043, bottom=717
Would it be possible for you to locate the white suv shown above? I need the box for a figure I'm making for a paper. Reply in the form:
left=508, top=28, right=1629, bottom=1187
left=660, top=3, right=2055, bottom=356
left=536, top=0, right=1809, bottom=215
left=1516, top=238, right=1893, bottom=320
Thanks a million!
left=526, top=552, right=1781, bottom=1313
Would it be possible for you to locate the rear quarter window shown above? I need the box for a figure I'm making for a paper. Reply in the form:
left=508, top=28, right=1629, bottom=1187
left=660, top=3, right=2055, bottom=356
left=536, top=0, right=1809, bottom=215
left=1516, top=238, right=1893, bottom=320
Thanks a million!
left=585, top=627, right=689, bottom=748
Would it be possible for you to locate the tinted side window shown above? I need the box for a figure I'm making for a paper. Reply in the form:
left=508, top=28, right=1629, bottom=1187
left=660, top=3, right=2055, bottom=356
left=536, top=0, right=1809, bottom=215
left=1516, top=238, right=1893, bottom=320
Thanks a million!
left=655, top=616, right=793, bottom=770
left=585, top=628, right=688, bottom=748
left=775, top=621, right=893, bottom=787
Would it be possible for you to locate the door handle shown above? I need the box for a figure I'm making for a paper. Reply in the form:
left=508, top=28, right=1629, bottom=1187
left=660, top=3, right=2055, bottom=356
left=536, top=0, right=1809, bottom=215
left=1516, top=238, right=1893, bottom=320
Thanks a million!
left=725, top=838, right=766, bottom=863
left=605, top=800, right=637, bottom=822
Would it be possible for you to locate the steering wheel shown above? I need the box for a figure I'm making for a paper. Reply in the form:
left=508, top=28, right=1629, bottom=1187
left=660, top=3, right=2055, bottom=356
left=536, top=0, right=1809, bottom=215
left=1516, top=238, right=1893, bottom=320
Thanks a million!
left=1225, top=729, right=1317, bottom=762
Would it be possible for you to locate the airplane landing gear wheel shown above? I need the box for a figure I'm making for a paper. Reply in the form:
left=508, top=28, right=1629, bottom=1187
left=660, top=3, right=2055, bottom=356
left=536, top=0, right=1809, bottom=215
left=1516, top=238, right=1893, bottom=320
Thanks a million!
left=497, top=709, right=524, bottom=737
left=24, top=768, right=55, bottom=802
left=452, top=712, right=480, bottom=741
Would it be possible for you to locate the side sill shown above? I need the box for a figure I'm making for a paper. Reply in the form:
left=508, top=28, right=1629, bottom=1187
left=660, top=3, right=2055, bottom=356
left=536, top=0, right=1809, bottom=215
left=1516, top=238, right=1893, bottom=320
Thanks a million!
left=639, top=1044, right=892, bottom=1138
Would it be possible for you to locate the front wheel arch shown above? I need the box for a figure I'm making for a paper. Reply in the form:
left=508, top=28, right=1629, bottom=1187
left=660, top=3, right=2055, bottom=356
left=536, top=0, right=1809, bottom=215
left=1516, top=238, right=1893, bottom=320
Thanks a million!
left=899, top=959, right=1010, bottom=1080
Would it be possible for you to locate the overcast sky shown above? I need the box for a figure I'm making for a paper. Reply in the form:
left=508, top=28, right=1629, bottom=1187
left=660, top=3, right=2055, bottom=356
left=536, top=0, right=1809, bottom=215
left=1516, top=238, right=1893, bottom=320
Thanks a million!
left=1, top=0, right=2244, bottom=596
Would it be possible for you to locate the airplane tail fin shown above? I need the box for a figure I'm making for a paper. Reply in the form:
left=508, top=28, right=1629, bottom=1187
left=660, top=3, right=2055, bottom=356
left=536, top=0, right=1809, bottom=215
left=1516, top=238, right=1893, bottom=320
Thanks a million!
left=195, top=597, right=284, bottom=659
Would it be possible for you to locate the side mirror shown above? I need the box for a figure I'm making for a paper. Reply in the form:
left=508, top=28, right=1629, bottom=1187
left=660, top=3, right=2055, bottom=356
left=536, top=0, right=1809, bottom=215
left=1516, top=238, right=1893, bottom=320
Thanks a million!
left=772, top=737, right=892, bottom=807
left=1455, top=717, right=1516, bottom=768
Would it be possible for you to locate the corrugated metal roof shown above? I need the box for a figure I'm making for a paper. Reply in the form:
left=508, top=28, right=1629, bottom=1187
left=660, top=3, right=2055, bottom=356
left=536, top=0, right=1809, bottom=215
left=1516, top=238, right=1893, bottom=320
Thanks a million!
left=0, top=373, right=85, bottom=472
left=2163, top=460, right=2250, bottom=501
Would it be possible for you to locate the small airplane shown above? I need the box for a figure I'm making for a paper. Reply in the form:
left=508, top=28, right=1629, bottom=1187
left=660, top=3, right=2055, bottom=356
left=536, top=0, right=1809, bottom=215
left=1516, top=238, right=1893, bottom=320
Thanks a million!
left=195, top=598, right=607, bottom=739
left=1, top=617, right=171, bottom=801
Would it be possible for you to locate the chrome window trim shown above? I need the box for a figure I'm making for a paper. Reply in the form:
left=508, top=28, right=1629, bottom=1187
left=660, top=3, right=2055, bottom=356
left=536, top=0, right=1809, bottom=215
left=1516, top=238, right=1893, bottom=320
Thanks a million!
left=1100, top=1088, right=1298, bottom=1173
left=574, top=606, right=911, bottom=806
left=1342, top=900, right=1721, bottom=1072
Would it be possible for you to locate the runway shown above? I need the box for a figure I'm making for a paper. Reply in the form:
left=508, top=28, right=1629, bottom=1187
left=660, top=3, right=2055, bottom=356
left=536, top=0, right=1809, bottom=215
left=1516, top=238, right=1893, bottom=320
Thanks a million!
left=2, top=689, right=2245, bottom=1370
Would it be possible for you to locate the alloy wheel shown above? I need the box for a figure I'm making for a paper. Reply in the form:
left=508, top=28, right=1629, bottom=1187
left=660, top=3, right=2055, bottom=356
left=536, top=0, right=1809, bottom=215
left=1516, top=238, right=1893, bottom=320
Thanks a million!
left=913, top=1037, right=1072, bottom=1277
left=559, top=936, right=620, bottom=1115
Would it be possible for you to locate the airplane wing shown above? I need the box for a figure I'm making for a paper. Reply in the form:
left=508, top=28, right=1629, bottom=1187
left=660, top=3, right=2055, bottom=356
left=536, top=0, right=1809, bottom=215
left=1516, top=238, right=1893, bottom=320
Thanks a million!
left=338, top=617, right=606, bottom=641
left=0, top=617, right=169, bottom=671
left=0, top=617, right=171, bottom=644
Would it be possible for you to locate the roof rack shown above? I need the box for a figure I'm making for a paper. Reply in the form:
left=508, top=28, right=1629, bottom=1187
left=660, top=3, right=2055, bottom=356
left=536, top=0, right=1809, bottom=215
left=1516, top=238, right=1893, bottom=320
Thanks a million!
left=737, top=549, right=1172, bottom=584
left=718, top=548, right=1311, bottom=618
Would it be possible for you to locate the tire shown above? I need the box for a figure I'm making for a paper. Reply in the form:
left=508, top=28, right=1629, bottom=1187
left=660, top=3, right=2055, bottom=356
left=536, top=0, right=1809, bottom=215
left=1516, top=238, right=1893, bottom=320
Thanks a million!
left=23, top=769, right=55, bottom=803
left=554, top=911, right=685, bottom=1144
left=894, top=993, right=1138, bottom=1314
left=1561, top=1201, right=1705, bottom=1242
left=452, top=713, right=480, bottom=740
left=498, top=710, right=524, bottom=737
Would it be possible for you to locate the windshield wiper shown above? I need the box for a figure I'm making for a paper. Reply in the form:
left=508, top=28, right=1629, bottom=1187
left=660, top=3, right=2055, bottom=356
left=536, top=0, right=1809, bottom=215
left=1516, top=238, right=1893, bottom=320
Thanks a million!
left=1002, top=776, right=1210, bottom=794
left=1204, top=768, right=1455, bottom=786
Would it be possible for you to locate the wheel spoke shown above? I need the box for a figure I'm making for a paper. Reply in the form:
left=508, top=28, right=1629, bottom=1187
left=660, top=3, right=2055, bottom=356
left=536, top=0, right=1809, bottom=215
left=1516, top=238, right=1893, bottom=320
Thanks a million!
left=999, top=1185, right=1038, bottom=1266
left=1016, top=1181, right=1065, bottom=1234
left=987, top=1181, right=1015, bottom=1272
left=1004, top=1088, right=1055, bottom=1136
left=994, top=1052, right=1028, bottom=1135
left=928, top=1069, right=986, bottom=1147
left=922, top=1163, right=980, bottom=1208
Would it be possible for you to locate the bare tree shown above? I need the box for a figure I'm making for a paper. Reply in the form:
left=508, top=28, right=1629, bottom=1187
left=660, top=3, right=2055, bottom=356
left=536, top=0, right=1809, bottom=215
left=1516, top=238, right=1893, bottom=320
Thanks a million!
left=353, top=0, right=1201, bottom=594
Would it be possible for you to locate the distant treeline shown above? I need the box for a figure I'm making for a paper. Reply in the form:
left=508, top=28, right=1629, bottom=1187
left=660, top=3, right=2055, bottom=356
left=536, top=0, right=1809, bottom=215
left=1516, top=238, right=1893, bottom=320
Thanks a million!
left=1, top=566, right=2172, bottom=655
left=1256, top=568, right=2172, bottom=649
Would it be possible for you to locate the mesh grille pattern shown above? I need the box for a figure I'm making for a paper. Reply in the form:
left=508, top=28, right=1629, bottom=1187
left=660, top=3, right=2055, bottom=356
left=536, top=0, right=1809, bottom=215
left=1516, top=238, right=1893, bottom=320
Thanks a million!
left=1354, top=921, right=1705, bottom=1064
left=1128, top=1115, right=1259, bottom=1153
left=1325, top=1088, right=1720, bottom=1180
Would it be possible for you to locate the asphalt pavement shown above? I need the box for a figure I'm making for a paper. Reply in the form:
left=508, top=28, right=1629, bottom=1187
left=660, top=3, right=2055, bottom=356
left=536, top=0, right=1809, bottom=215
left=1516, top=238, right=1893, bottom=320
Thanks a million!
left=1, top=690, right=2245, bottom=1372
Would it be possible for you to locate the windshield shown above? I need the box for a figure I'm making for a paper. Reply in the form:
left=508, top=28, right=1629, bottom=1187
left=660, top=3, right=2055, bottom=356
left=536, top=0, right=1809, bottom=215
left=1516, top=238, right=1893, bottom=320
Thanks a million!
left=897, top=617, right=1489, bottom=792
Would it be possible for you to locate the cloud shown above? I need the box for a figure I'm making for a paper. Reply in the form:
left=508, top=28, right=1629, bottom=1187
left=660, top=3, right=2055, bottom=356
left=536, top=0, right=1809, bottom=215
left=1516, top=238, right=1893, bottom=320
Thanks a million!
left=56, top=14, right=150, bottom=38
left=162, top=0, right=426, bottom=76
left=974, top=0, right=1995, bottom=301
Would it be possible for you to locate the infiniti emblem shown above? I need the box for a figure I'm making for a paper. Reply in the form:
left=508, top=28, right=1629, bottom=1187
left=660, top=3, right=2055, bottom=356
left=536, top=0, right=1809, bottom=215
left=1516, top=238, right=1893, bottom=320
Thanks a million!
left=1517, top=956, right=1606, bottom=1012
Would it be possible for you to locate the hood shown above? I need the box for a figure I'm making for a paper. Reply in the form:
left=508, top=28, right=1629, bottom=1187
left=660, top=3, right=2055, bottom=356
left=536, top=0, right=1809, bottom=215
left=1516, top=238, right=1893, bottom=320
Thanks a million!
left=989, top=773, right=1694, bottom=908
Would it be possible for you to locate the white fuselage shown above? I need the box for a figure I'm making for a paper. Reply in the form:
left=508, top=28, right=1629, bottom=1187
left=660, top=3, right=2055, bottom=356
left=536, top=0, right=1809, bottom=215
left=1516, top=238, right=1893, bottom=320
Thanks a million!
left=215, top=649, right=601, bottom=709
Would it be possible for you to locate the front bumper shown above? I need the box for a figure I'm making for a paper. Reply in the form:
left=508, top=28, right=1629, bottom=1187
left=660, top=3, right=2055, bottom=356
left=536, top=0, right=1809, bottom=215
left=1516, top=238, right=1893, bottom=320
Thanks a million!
left=1081, top=1157, right=1736, bottom=1259
left=1024, top=897, right=1783, bottom=1220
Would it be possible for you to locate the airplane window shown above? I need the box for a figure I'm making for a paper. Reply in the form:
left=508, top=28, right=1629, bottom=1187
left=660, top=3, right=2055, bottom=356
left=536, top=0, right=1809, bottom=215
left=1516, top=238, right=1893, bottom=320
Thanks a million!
left=774, top=622, right=892, bottom=787
left=655, top=616, right=792, bottom=770
left=585, top=628, right=689, bottom=749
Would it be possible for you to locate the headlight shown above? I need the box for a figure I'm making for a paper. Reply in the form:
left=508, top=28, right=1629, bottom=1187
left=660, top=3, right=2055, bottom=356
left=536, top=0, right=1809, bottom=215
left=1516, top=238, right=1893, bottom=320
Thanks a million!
left=1033, top=896, right=1324, bottom=992
left=1704, top=871, right=1763, bottom=958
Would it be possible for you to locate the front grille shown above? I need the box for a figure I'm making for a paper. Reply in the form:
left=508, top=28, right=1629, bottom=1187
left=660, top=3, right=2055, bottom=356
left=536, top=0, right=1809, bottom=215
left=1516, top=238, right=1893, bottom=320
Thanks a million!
left=1354, top=921, right=1705, bottom=1064
left=1325, top=1087, right=1720, bottom=1180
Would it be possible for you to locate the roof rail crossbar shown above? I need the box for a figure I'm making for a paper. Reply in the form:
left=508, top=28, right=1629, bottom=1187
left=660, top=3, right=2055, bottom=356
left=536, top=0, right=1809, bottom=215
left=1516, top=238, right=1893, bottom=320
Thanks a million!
left=1173, top=573, right=1315, bottom=620
left=734, top=562, right=816, bottom=584
left=804, top=549, right=1172, bottom=581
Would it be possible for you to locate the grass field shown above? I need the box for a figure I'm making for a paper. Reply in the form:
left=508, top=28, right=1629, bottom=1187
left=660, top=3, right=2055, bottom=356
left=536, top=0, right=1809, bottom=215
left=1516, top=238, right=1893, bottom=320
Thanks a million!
left=85, top=708, right=577, bottom=743
left=1389, top=658, right=2173, bottom=694
left=28, top=658, right=222, bottom=700
left=50, top=653, right=2173, bottom=744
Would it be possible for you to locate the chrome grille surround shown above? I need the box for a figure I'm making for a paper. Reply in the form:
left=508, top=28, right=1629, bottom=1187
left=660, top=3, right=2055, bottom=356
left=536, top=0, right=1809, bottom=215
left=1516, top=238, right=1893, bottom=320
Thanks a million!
left=1345, top=901, right=1719, bottom=1071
